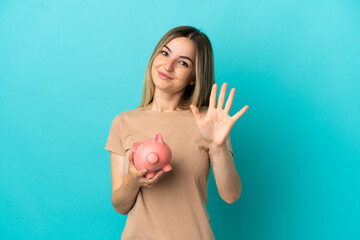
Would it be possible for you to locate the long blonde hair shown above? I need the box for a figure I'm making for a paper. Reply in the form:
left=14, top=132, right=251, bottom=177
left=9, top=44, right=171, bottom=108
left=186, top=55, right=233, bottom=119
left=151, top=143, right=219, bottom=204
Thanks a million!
left=138, top=26, right=215, bottom=110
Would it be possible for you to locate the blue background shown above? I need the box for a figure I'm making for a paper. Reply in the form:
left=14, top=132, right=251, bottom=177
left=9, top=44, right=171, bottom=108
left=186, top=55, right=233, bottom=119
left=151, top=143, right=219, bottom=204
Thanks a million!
left=1, top=0, right=359, bottom=239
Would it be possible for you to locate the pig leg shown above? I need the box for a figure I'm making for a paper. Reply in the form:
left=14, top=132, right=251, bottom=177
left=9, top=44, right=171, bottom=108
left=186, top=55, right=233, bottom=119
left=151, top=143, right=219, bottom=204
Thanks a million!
left=146, top=172, right=155, bottom=179
left=162, top=164, right=172, bottom=172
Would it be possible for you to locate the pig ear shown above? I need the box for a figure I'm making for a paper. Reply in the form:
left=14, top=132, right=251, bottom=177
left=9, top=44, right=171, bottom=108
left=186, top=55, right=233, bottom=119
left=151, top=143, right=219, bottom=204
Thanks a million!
left=132, top=142, right=142, bottom=151
left=153, top=133, right=164, bottom=143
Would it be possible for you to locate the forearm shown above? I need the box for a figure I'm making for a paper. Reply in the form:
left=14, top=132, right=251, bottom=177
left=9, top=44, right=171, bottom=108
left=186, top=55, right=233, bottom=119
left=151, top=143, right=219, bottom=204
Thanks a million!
left=111, top=175, right=140, bottom=215
left=210, top=143, right=242, bottom=204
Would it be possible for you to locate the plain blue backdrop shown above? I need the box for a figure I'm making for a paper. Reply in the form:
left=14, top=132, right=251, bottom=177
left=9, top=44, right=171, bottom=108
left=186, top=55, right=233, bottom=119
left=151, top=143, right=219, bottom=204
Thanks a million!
left=1, top=0, right=359, bottom=239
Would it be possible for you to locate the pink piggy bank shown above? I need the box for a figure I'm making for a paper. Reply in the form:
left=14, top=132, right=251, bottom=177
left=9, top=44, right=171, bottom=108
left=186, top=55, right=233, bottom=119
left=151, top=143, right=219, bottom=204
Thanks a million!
left=131, top=133, right=172, bottom=179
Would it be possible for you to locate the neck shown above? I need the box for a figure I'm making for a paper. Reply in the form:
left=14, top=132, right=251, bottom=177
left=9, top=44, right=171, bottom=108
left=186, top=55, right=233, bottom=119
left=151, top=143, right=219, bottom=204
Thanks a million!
left=145, top=102, right=189, bottom=112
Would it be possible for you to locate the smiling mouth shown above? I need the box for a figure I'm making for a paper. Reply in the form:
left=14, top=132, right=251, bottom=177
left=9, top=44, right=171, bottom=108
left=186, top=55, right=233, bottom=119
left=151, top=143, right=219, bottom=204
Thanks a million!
left=158, top=71, right=173, bottom=80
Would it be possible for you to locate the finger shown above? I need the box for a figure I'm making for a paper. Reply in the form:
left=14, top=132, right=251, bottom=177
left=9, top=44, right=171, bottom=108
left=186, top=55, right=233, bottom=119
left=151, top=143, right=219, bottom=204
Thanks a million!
left=137, top=168, right=148, bottom=178
left=224, top=88, right=235, bottom=114
left=128, top=151, right=135, bottom=166
left=147, top=170, right=164, bottom=184
left=231, top=105, right=249, bottom=122
left=128, top=152, right=142, bottom=174
left=209, top=84, right=217, bottom=109
left=190, top=104, right=202, bottom=125
left=217, top=82, right=227, bottom=110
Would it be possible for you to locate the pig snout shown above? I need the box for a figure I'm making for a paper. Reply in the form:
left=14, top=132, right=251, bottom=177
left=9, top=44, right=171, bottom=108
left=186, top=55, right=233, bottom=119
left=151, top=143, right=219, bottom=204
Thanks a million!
left=146, top=152, right=159, bottom=165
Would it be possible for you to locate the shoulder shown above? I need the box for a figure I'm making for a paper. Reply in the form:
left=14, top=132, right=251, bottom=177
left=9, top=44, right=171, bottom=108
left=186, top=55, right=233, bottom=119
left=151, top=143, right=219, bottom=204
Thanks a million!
left=111, top=108, right=144, bottom=123
left=118, top=107, right=144, bottom=117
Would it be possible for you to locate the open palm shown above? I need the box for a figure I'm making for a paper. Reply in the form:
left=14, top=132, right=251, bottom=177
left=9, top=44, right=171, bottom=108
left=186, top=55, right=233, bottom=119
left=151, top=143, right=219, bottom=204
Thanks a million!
left=190, top=83, right=249, bottom=147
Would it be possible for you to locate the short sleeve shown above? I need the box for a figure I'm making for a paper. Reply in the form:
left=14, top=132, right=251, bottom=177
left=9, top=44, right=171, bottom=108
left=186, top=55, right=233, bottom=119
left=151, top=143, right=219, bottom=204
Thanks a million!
left=104, top=115, right=126, bottom=156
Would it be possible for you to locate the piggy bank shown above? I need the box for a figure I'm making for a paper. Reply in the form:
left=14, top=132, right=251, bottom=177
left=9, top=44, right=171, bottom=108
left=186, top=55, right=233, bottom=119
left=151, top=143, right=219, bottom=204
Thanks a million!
left=131, top=133, right=172, bottom=179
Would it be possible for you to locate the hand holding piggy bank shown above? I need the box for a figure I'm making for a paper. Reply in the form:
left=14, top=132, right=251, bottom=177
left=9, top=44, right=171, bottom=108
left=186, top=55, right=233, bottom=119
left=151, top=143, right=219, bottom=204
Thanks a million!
left=131, top=133, right=172, bottom=179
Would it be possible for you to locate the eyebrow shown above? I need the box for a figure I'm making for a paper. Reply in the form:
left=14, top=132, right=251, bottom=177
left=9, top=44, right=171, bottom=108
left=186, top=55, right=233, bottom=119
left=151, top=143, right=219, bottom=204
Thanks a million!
left=164, top=45, right=193, bottom=65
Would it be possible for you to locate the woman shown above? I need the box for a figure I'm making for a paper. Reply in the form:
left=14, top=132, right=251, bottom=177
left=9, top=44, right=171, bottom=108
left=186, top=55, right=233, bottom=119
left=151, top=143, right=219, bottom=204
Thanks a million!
left=105, top=26, right=249, bottom=239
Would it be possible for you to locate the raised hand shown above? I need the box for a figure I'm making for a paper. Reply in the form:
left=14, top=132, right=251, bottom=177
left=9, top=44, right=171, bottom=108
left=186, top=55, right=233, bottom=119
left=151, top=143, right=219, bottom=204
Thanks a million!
left=189, top=82, right=249, bottom=147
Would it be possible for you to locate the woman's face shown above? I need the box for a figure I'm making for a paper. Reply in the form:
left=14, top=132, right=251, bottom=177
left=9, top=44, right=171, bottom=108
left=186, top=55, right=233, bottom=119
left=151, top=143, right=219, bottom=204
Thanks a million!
left=151, top=37, right=196, bottom=94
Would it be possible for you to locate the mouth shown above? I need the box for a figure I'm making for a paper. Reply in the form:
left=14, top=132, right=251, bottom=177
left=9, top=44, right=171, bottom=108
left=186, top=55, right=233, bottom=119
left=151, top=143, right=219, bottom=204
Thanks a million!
left=158, top=71, right=173, bottom=80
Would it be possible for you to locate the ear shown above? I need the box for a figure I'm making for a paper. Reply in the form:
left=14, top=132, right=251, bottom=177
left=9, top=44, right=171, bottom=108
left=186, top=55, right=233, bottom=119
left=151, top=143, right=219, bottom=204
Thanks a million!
left=132, top=141, right=143, bottom=151
left=153, top=133, right=164, bottom=143
left=188, top=71, right=196, bottom=85
left=189, top=75, right=196, bottom=85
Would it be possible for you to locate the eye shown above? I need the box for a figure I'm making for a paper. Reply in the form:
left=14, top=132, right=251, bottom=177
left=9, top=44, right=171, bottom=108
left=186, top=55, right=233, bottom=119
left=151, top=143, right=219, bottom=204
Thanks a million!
left=161, top=50, right=168, bottom=56
left=179, top=61, right=189, bottom=67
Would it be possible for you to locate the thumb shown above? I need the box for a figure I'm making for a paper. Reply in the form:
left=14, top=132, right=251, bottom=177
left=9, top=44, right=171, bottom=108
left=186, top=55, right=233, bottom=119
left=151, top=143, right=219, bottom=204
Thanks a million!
left=128, top=151, right=134, bottom=164
left=190, top=104, right=202, bottom=125
left=129, top=151, right=144, bottom=173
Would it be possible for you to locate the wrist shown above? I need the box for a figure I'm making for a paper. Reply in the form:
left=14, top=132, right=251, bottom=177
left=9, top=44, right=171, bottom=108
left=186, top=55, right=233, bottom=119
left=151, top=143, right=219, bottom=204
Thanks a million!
left=124, top=174, right=140, bottom=190
left=209, top=142, right=227, bottom=153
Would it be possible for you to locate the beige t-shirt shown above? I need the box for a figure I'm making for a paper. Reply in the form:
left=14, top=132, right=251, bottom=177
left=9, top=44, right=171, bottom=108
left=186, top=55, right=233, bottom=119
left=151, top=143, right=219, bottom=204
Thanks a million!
left=105, top=106, right=233, bottom=240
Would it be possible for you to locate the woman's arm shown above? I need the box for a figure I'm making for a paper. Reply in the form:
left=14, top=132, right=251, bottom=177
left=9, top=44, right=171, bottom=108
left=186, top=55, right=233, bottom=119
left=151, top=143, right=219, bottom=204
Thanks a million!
left=189, top=83, right=248, bottom=205
left=209, top=143, right=241, bottom=204
left=110, top=151, right=166, bottom=215
left=110, top=152, right=140, bottom=215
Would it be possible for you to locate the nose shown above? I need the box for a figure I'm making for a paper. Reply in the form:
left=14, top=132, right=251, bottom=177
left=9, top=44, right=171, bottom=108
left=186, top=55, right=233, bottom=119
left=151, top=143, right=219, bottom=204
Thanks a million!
left=164, top=59, right=174, bottom=72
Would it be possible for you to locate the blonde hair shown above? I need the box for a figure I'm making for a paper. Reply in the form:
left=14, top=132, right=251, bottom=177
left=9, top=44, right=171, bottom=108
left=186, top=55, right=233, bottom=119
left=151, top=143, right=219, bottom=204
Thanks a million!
left=138, top=26, right=214, bottom=110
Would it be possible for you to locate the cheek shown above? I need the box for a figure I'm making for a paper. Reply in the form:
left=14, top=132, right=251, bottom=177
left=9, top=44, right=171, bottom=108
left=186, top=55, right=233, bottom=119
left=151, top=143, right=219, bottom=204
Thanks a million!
left=151, top=66, right=158, bottom=79
left=152, top=62, right=161, bottom=75
left=152, top=59, right=159, bottom=69
left=180, top=69, right=194, bottom=80
left=152, top=55, right=163, bottom=68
